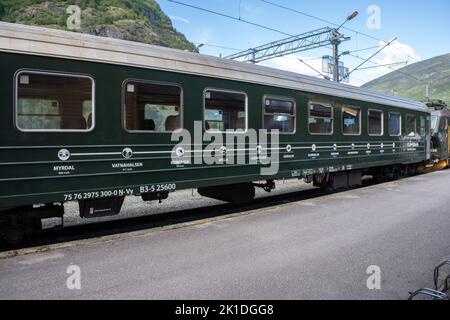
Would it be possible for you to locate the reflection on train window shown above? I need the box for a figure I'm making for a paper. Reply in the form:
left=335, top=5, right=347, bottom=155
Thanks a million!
left=204, top=89, right=247, bottom=132
left=368, top=109, right=383, bottom=136
left=342, top=106, right=361, bottom=135
left=405, top=114, right=417, bottom=136
left=308, top=102, right=333, bottom=135
left=124, top=80, right=182, bottom=132
left=16, top=72, right=94, bottom=131
left=420, top=116, right=426, bottom=136
left=263, top=97, right=296, bottom=134
left=389, top=112, right=401, bottom=136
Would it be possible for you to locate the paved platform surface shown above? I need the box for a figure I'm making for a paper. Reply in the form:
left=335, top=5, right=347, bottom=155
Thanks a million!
left=0, top=171, right=449, bottom=299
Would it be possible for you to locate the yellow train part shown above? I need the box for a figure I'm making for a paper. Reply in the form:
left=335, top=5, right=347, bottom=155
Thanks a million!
left=418, top=160, right=449, bottom=173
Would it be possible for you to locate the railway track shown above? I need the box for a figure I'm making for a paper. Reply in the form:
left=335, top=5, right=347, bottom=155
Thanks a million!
left=0, top=188, right=338, bottom=253
left=0, top=178, right=389, bottom=254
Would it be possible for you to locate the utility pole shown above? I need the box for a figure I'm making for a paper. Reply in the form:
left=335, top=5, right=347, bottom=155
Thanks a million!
left=225, top=11, right=358, bottom=82
left=332, top=11, right=358, bottom=82
left=331, top=29, right=341, bottom=82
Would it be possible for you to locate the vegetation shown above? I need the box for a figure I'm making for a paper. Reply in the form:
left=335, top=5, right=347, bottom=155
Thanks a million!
left=362, top=53, right=450, bottom=104
left=0, top=0, right=196, bottom=51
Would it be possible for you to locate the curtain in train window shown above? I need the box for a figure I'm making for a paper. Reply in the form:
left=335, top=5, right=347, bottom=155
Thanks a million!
left=16, top=72, right=93, bottom=131
left=389, top=112, right=401, bottom=136
left=204, top=90, right=247, bottom=132
left=124, top=81, right=182, bottom=132
left=405, top=114, right=417, bottom=135
left=342, top=106, right=361, bottom=135
left=263, top=97, right=296, bottom=133
left=368, top=110, right=383, bottom=136
left=308, top=102, right=333, bottom=134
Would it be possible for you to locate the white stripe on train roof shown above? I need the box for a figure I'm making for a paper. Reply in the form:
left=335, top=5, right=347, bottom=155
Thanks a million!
left=0, top=22, right=428, bottom=112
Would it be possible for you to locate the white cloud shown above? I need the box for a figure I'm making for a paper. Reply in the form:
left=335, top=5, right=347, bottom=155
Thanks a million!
left=355, top=40, right=420, bottom=85
left=169, top=15, right=190, bottom=24
left=375, top=40, right=420, bottom=65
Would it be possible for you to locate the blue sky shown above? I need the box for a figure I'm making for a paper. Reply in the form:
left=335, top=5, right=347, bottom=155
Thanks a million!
left=156, top=0, right=450, bottom=86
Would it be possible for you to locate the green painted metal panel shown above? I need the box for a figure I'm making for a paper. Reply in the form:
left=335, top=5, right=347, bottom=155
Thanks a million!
left=0, top=52, right=429, bottom=210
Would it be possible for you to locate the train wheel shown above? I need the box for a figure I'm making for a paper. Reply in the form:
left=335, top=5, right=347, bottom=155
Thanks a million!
left=408, top=165, right=417, bottom=176
left=4, top=226, right=25, bottom=245
left=24, top=218, right=42, bottom=241
left=2, top=217, right=42, bottom=244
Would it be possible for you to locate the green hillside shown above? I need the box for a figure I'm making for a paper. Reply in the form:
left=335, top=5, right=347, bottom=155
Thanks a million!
left=362, top=53, right=450, bottom=103
left=0, top=0, right=196, bottom=51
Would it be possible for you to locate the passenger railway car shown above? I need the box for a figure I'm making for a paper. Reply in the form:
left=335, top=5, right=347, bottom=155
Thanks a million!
left=0, top=22, right=434, bottom=242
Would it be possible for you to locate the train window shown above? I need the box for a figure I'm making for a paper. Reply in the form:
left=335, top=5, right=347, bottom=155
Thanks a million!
left=405, top=114, right=417, bottom=136
left=204, top=89, right=247, bottom=132
left=431, top=115, right=438, bottom=131
left=123, top=80, right=182, bottom=132
left=308, top=102, right=333, bottom=135
left=389, top=112, right=401, bottom=136
left=16, top=71, right=94, bottom=131
left=368, top=109, right=383, bottom=136
left=420, top=116, right=426, bottom=136
left=442, top=118, right=449, bottom=130
left=342, top=106, right=361, bottom=135
left=263, top=96, right=296, bottom=134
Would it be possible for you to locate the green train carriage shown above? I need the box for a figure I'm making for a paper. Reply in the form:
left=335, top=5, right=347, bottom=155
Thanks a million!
left=0, top=22, right=431, bottom=242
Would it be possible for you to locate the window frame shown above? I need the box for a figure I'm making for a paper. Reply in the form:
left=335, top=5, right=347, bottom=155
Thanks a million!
left=367, top=109, right=384, bottom=137
left=388, top=112, right=402, bottom=137
left=122, top=78, right=184, bottom=134
left=341, top=105, right=362, bottom=136
left=14, top=69, right=96, bottom=133
left=203, top=88, right=248, bottom=133
left=405, top=114, right=417, bottom=135
left=262, top=95, right=297, bottom=135
left=308, top=101, right=334, bottom=136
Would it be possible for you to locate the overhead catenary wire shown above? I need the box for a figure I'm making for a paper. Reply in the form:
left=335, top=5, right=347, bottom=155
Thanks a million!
left=298, top=58, right=330, bottom=80
left=166, top=0, right=425, bottom=84
left=343, top=38, right=397, bottom=81
left=259, top=0, right=421, bottom=63
left=167, top=0, right=292, bottom=37
left=194, top=43, right=243, bottom=52
left=168, top=1, right=377, bottom=60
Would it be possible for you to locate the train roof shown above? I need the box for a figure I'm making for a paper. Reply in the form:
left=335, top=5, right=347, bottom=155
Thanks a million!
left=0, top=22, right=428, bottom=112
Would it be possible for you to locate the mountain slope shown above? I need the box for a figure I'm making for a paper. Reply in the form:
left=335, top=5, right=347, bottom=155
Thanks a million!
left=0, top=0, right=196, bottom=51
left=362, top=53, right=450, bottom=103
